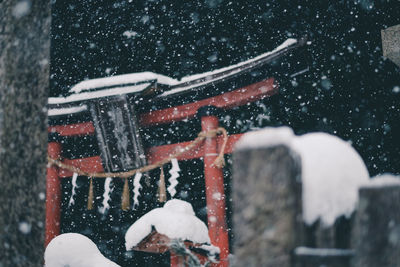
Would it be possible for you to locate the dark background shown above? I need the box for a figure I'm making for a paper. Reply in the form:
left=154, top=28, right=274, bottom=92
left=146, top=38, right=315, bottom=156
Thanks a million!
left=51, top=0, right=400, bottom=176
left=51, top=0, right=400, bottom=265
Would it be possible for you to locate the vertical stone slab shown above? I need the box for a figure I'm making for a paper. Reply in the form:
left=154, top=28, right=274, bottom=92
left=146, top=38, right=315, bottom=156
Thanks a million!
left=381, top=24, right=400, bottom=67
left=353, top=183, right=400, bottom=267
left=0, top=0, right=50, bottom=266
left=232, top=144, right=302, bottom=267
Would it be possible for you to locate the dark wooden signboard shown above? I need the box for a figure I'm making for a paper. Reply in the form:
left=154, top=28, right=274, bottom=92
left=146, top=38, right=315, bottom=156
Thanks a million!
left=89, top=95, right=147, bottom=172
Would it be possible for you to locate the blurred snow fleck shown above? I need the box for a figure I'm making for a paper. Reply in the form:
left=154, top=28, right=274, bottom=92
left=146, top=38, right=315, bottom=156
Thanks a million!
left=205, top=0, right=224, bottom=8
left=123, top=30, right=138, bottom=38
left=207, top=52, right=218, bottom=63
left=392, top=86, right=400, bottom=93
left=140, top=15, right=150, bottom=24
left=18, top=221, right=31, bottom=234
left=12, top=0, right=31, bottom=19
left=321, top=76, right=333, bottom=90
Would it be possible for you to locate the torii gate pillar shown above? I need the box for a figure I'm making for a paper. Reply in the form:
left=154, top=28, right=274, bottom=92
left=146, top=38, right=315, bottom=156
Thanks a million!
left=200, top=106, right=230, bottom=267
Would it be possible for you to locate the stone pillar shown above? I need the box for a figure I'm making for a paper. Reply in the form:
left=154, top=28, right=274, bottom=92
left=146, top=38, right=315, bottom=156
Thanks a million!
left=0, top=0, right=50, bottom=266
left=353, top=183, right=400, bottom=267
left=381, top=24, right=400, bottom=67
left=232, top=144, right=302, bottom=267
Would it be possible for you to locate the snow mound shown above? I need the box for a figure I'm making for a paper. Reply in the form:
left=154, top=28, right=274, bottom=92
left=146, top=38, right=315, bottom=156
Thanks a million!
left=125, top=199, right=210, bottom=250
left=362, top=173, right=400, bottom=188
left=292, top=133, right=369, bottom=226
left=236, top=127, right=370, bottom=227
left=44, top=233, right=120, bottom=267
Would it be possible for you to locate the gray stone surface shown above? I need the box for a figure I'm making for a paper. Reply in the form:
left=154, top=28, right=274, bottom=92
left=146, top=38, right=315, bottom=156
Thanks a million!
left=232, top=145, right=302, bottom=267
left=0, top=0, right=50, bottom=266
left=353, top=184, right=400, bottom=267
left=382, top=24, right=400, bottom=67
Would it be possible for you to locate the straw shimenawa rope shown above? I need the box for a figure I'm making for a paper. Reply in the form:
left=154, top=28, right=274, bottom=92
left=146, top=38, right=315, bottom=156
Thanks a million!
left=47, top=127, right=228, bottom=179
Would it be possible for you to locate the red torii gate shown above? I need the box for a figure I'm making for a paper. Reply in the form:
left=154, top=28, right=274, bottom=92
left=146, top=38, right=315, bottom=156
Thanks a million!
left=46, top=78, right=277, bottom=266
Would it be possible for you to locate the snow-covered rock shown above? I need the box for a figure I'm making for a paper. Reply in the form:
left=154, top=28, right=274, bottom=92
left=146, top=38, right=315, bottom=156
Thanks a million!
left=125, top=199, right=210, bottom=250
left=44, top=233, right=120, bottom=267
left=236, top=126, right=370, bottom=227
left=363, top=173, right=400, bottom=188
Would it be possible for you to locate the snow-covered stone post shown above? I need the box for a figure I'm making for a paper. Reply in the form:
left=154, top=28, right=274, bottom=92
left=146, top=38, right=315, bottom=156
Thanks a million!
left=0, top=0, right=50, bottom=265
left=232, top=128, right=302, bottom=267
left=353, top=175, right=400, bottom=267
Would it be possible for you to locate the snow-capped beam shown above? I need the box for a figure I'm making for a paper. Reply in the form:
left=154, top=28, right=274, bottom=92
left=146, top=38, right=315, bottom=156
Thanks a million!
left=140, top=78, right=276, bottom=127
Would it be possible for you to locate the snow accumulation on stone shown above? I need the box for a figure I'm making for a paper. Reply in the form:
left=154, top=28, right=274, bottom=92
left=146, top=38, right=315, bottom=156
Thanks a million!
left=294, top=247, right=354, bottom=256
left=235, top=126, right=370, bottom=227
left=44, top=233, right=120, bottom=267
left=125, top=199, right=210, bottom=251
left=362, top=173, right=400, bottom=188
left=235, top=126, right=294, bottom=150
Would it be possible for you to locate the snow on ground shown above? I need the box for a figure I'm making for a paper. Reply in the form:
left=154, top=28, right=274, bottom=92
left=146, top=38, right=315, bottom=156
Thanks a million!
left=44, top=233, right=120, bottom=267
left=362, top=173, right=400, bottom=188
left=235, top=126, right=370, bottom=227
left=125, top=199, right=210, bottom=250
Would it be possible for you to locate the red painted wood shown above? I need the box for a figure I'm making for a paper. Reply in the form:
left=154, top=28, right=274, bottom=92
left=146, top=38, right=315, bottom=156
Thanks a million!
left=146, top=133, right=243, bottom=164
left=48, top=123, right=95, bottom=136
left=58, top=157, right=105, bottom=178
left=140, top=78, right=276, bottom=127
left=201, top=116, right=229, bottom=267
left=170, top=253, right=185, bottom=267
left=45, top=142, right=62, bottom=247
left=57, top=133, right=244, bottom=178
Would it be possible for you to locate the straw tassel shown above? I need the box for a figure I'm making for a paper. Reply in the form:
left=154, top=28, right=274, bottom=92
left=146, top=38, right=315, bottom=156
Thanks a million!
left=158, top=167, right=167, bottom=203
left=121, top=177, right=130, bottom=211
left=87, top=177, right=94, bottom=210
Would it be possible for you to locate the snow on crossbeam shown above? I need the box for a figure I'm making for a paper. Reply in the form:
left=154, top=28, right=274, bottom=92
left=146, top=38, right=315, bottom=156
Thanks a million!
left=160, top=38, right=299, bottom=97
left=125, top=199, right=210, bottom=251
left=69, top=71, right=179, bottom=94
left=235, top=126, right=370, bottom=227
left=48, top=38, right=301, bottom=106
left=48, top=83, right=152, bottom=105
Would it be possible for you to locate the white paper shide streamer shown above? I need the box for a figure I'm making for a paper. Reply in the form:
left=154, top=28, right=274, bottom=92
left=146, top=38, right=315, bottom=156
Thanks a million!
left=167, top=158, right=181, bottom=197
left=133, top=172, right=143, bottom=208
left=68, top=172, right=78, bottom=207
left=99, top=177, right=113, bottom=214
